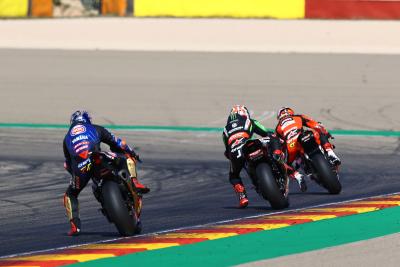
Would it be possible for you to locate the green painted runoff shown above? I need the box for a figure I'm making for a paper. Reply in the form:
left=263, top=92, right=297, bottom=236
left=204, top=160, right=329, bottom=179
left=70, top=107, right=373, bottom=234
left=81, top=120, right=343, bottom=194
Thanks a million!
left=0, top=123, right=399, bottom=137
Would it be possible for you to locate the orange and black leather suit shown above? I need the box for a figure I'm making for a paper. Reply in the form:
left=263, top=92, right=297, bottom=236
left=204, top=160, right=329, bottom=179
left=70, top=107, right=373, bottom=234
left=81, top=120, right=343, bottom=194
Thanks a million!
left=275, top=114, right=332, bottom=164
left=275, top=115, right=333, bottom=164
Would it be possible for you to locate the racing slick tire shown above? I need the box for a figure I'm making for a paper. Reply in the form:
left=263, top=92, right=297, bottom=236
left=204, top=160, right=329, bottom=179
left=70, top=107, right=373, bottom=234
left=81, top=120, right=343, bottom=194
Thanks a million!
left=256, top=163, right=289, bottom=210
left=310, top=153, right=342, bottom=194
left=101, top=180, right=138, bottom=236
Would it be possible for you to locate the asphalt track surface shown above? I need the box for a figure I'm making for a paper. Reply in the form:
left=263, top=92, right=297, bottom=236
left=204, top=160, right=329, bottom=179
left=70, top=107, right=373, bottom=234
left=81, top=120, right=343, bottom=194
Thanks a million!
left=0, top=129, right=399, bottom=257
left=0, top=50, right=400, bottom=259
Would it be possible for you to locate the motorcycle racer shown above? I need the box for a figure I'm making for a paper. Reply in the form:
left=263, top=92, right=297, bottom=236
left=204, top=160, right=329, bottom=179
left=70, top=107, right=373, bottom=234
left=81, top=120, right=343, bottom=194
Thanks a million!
left=275, top=107, right=341, bottom=190
left=222, top=105, right=286, bottom=208
left=63, top=110, right=149, bottom=236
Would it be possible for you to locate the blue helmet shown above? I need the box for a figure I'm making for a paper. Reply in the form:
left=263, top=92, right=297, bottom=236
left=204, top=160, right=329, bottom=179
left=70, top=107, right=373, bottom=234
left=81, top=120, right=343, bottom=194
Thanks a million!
left=70, top=110, right=92, bottom=125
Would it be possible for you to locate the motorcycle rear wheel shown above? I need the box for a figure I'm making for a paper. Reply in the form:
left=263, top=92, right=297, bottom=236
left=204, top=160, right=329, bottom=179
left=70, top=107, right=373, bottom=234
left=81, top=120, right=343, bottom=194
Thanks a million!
left=101, top=180, right=138, bottom=236
left=256, top=163, right=289, bottom=209
left=310, top=153, right=342, bottom=194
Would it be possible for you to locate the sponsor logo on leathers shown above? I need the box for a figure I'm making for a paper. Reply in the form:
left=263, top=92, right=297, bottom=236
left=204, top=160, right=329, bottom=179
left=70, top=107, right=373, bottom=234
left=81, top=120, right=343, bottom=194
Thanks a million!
left=228, top=126, right=244, bottom=134
left=72, top=135, right=89, bottom=144
left=71, top=125, right=86, bottom=136
left=75, top=145, right=89, bottom=153
left=74, top=141, right=89, bottom=149
left=78, top=158, right=91, bottom=168
left=228, top=132, right=250, bottom=145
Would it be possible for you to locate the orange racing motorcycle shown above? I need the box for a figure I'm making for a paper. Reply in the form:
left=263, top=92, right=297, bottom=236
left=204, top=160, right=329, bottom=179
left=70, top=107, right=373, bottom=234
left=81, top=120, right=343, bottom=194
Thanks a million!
left=292, top=129, right=342, bottom=194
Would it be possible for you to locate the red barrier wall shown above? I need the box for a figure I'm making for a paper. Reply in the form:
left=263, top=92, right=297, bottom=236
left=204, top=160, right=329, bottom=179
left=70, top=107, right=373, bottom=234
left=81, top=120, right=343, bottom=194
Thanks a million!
left=306, top=0, right=400, bottom=19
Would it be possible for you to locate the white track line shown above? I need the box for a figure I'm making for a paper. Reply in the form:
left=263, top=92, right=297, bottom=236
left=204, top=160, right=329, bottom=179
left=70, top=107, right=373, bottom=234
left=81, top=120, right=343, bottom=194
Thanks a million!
left=1, top=191, right=399, bottom=259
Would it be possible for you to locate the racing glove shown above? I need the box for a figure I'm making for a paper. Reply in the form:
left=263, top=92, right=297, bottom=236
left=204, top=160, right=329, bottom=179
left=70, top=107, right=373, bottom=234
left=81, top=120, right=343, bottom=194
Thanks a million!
left=315, top=122, right=329, bottom=135
left=316, top=122, right=334, bottom=140
left=119, top=139, right=141, bottom=163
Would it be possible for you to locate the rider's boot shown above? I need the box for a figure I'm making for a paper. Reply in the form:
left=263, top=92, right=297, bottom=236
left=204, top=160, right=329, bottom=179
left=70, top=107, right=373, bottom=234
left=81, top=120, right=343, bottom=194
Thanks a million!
left=131, top=177, right=150, bottom=194
left=68, top=218, right=81, bottom=236
left=324, top=144, right=341, bottom=166
left=63, top=192, right=81, bottom=236
left=126, top=157, right=150, bottom=194
left=233, top=183, right=249, bottom=208
left=135, top=219, right=142, bottom=234
left=291, top=171, right=307, bottom=192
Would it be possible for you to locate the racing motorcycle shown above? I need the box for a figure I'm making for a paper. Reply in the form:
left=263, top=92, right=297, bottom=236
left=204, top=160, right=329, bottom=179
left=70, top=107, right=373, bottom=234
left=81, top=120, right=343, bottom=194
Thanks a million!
left=242, top=138, right=290, bottom=210
left=296, top=129, right=342, bottom=194
left=91, top=151, right=143, bottom=236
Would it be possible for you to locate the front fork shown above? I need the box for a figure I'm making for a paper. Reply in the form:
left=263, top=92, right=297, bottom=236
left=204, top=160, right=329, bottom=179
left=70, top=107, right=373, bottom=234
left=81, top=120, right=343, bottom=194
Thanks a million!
left=125, top=156, right=143, bottom=218
left=273, top=160, right=290, bottom=197
left=120, top=170, right=142, bottom=219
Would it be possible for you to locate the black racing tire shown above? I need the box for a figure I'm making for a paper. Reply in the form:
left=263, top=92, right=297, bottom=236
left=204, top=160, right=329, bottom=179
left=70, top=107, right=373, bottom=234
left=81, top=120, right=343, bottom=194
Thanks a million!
left=101, top=181, right=137, bottom=236
left=310, top=153, right=342, bottom=194
left=256, top=163, right=289, bottom=210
